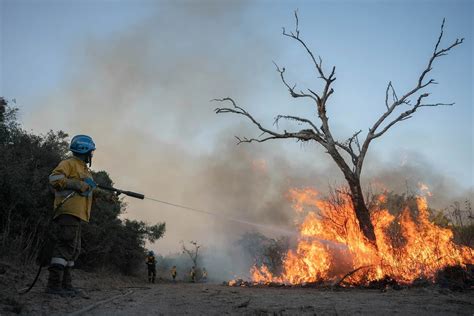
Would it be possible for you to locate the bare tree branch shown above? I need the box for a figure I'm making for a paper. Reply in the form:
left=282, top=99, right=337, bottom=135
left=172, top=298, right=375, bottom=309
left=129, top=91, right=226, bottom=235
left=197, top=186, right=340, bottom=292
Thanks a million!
left=335, top=130, right=362, bottom=169
left=385, top=81, right=399, bottom=110
left=274, top=114, right=322, bottom=135
left=273, top=62, right=318, bottom=103
left=213, top=97, right=326, bottom=145
left=278, top=11, right=342, bottom=163
left=371, top=94, right=454, bottom=140
left=356, top=19, right=463, bottom=176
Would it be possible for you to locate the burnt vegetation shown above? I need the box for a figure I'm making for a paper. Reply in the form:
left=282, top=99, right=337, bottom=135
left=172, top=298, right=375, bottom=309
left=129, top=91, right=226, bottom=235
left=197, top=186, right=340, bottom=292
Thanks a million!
left=238, top=232, right=289, bottom=276
left=0, top=98, right=165, bottom=275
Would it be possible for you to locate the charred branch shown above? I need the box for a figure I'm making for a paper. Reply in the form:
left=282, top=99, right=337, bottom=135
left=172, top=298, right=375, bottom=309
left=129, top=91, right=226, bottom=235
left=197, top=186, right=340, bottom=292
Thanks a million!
left=333, top=265, right=373, bottom=287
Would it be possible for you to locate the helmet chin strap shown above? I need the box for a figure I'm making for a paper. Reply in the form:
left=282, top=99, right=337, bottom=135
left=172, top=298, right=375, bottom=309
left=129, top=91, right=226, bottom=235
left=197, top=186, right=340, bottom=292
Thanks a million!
left=87, top=153, right=92, bottom=167
left=73, top=152, right=93, bottom=167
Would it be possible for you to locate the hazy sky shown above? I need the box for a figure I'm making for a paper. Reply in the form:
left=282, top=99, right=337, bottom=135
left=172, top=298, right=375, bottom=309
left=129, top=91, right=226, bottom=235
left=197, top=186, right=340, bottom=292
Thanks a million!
left=1, top=0, right=472, bottom=257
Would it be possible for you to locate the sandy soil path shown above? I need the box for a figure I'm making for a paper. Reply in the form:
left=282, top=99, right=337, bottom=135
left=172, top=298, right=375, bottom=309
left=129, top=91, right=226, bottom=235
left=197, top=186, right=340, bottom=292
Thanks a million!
left=82, top=283, right=473, bottom=316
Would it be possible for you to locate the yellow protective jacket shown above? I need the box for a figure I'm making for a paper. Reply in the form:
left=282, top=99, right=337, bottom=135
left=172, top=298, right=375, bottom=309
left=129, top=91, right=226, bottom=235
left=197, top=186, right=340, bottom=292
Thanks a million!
left=49, top=156, right=93, bottom=222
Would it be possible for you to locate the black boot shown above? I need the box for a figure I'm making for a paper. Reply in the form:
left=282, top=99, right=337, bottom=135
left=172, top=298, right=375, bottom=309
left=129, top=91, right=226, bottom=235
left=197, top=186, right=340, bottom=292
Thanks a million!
left=62, top=267, right=78, bottom=294
left=46, top=264, right=65, bottom=295
left=63, top=267, right=88, bottom=298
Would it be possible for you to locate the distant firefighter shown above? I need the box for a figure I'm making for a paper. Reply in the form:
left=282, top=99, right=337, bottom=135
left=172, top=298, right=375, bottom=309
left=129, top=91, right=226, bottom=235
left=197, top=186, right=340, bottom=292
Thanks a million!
left=146, top=251, right=156, bottom=283
left=190, top=266, right=196, bottom=283
left=171, top=265, right=177, bottom=282
left=202, top=267, right=208, bottom=282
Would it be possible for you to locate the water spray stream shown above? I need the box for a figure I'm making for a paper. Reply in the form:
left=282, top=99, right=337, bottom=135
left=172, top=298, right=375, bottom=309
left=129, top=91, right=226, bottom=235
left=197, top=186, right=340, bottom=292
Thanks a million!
left=98, top=185, right=347, bottom=250
left=143, top=196, right=348, bottom=250
left=144, top=196, right=296, bottom=236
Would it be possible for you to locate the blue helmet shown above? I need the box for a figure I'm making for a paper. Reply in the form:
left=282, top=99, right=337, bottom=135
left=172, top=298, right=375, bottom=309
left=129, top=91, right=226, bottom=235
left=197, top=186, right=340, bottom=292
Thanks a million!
left=70, top=135, right=96, bottom=154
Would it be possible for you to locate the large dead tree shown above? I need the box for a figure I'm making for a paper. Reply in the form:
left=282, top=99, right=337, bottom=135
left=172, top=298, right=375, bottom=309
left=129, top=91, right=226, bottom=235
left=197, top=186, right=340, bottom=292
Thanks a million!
left=214, top=12, right=463, bottom=244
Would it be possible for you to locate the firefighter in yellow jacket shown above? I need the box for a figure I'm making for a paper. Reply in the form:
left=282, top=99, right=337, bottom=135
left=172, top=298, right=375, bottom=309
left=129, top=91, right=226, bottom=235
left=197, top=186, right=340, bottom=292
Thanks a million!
left=170, top=265, right=177, bottom=282
left=146, top=251, right=156, bottom=283
left=46, top=135, right=96, bottom=295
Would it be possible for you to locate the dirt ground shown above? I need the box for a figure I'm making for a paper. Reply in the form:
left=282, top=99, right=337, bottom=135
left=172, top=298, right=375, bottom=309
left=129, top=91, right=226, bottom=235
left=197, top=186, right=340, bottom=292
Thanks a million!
left=86, top=283, right=474, bottom=316
left=1, top=262, right=473, bottom=315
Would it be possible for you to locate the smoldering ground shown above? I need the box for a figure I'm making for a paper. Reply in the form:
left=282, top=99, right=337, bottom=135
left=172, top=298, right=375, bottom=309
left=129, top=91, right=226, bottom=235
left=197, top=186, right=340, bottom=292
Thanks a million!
left=22, top=2, right=471, bottom=280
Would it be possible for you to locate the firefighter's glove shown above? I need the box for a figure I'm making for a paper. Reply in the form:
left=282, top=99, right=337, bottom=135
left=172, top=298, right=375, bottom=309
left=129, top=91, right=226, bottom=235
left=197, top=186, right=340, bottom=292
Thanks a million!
left=64, top=179, right=91, bottom=193
left=84, top=178, right=97, bottom=190
left=81, top=178, right=97, bottom=196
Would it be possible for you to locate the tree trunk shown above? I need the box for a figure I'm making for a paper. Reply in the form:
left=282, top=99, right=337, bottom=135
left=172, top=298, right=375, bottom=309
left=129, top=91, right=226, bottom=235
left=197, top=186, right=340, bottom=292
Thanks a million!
left=347, top=178, right=376, bottom=244
left=326, top=145, right=377, bottom=245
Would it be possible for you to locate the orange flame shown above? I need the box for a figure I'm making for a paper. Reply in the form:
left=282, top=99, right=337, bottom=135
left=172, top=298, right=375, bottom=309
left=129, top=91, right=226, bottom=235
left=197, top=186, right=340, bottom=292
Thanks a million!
left=252, top=188, right=473, bottom=285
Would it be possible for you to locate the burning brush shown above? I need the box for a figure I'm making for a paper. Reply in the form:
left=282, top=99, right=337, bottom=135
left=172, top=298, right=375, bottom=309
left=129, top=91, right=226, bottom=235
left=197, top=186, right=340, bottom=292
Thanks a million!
left=230, top=188, right=474, bottom=290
